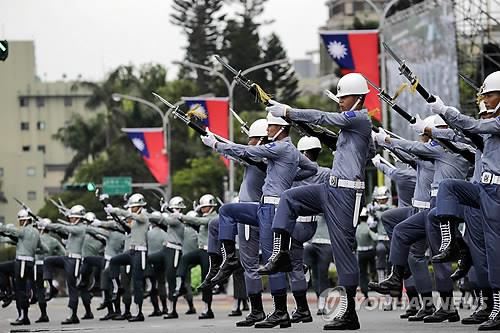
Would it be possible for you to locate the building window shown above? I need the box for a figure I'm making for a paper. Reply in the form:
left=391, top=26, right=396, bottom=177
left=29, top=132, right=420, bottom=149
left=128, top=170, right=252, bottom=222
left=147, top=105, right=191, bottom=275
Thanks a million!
left=0, top=167, right=3, bottom=176
left=27, top=191, right=36, bottom=201
left=19, top=97, right=29, bottom=107
left=64, top=96, right=72, bottom=107
left=36, top=97, right=45, bottom=108
left=27, top=167, right=36, bottom=176
left=22, top=145, right=30, bottom=152
left=37, top=121, right=46, bottom=130
left=37, top=145, right=46, bottom=153
left=20, top=122, right=29, bottom=130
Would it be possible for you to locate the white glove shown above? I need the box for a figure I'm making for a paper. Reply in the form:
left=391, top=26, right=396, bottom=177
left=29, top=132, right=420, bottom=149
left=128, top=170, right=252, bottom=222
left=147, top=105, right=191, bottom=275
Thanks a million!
left=266, top=99, right=290, bottom=118
left=91, top=221, right=102, bottom=227
left=371, top=154, right=382, bottom=167
left=429, top=95, right=447, bottom=115
left=201, top=128, right=217, bottom=149
left=99, top=193, right=110, bottom=202
left=374, top=128, right=388, bottom=145
left=104, top=204, right=116, bottom=215
left=410, top=114, right=426, bottom=135
left=367, top=216, right=377, bottom=228
left=170, top=212, right=183, bottom=220
left=37, top=220, right=48, bottom=228
left=371, top=130, right=378, bottom=143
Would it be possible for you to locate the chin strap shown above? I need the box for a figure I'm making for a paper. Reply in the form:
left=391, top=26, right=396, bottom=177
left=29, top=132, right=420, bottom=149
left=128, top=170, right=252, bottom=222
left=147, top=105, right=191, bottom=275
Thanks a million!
left=269, top=127, right=285, bottom=142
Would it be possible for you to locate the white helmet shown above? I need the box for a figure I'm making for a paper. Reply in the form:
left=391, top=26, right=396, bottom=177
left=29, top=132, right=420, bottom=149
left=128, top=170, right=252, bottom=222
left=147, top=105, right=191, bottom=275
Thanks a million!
left=372, top=186, right=390, bottom=200
left=248, top=119, right=268, bottom=137
left=266, top=113, right=289, bottom=126
left=168, top=196, right=186, bottom=210
left=83, top=212, right=96, bottom=222
left=297, top=136, right=322, bottom=151
left=424, top=115, right=447, bottom=129
left=17, top=209, right=32, bottom=221
left=480, top=71, right=500, bottom=95
left=39, top=218, right=51, bottom=229
left=68, top=204, right=86, bottom=218
left=199, top=194, right=217, bottom=208
left=124, top=193, right=147, bottom=208
left=336, top=73, right=370, bottom=98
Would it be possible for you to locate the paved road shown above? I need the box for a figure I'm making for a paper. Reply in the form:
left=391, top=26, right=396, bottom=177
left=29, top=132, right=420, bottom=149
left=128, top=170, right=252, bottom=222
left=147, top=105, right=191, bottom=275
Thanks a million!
left=2, top=293, right=482, bottom=333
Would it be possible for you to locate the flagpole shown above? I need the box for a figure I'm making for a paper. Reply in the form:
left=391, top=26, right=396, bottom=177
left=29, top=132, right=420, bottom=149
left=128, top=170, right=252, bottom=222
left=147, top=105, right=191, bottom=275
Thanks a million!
left=174, top=59, right=287, bottom=202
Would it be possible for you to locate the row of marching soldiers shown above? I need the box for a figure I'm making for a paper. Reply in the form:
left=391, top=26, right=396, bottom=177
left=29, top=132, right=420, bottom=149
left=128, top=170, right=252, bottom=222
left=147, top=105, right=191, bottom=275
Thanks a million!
left=2, top=70, right=500, bottom=332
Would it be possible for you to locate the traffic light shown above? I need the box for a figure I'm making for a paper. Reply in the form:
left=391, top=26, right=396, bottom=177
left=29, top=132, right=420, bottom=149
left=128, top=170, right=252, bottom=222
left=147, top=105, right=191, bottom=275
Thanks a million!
left=63, top=182, right=96, bottom=192
left=0, top=41, right=8, bottom=62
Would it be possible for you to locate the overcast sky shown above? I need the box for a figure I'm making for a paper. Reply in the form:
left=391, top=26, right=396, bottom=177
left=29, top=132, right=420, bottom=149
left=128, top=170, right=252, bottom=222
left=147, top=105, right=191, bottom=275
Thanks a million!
left=0, top=0, right=328, bottom=81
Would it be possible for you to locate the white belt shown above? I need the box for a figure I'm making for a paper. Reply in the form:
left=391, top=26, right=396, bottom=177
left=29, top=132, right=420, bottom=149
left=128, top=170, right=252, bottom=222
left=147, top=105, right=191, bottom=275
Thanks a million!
left=431, top=189, right=438, bottom=197
left=357, top=245, right=374, bottom=251
left=312, top=238, right=330, bottom=245
left=412, top=199, right=430, bottom=209
left=16, top=256, right=34, bottom=262
left=261, top=196, right=280, bottom=205
left=131, top=245, right=147, bottom=251
left=165, top=242, right=182, bottom=251
left=378, top=235, right=389, bottom=241
left=329, top=176, right=365, bottom=190
left=480, top=172, right=500, bottom=185
left=200, top=245, right=208, bottom=250
left=35, top=260, right=44, bottom=265
left=297, top=216, right=318, bottom=223
left=67, top=253, right=82, bottom=259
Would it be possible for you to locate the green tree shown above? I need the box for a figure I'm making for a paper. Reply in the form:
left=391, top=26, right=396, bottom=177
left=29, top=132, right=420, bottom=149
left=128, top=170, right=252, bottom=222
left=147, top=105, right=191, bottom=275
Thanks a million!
left=261, top=33, right=300, bottom=104
left=171, top=0, right=225, bottom=93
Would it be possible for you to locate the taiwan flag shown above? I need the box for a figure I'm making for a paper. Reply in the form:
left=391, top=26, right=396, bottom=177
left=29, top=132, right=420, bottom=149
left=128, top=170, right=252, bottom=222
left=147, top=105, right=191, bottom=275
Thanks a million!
left=319, top=30, right=381, bottom=122
left=122, top=128, right=169, bottom=184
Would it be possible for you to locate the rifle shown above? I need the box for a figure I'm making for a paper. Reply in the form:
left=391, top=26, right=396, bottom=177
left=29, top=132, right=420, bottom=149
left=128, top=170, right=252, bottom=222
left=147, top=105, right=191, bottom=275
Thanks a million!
left=231, top=108, right=250, bottom=135
left=152, top=92, right=268, bottom=172
left=49, top=198, right=69, bottom=216
left=14, top=197, right=41, bottom=221
left=213, top=55, right=338, bottom=150
left=95, top=189, right=131, bottom=234
left=459, top=73, right=480, bottom=92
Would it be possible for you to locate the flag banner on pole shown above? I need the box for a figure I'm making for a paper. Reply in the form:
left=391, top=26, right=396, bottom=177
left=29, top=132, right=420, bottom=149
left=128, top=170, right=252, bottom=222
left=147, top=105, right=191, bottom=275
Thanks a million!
left=122, top=127, right=169, bottom=184
left=319, top=30, right=382, bottom=121
left=182, top=97, right=230, bottom=167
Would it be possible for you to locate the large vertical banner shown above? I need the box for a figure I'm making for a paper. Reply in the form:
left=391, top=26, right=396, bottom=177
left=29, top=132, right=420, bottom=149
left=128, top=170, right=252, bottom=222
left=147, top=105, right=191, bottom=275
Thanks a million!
left=319, top=30, right=381, bottom=121
left=383, top=0, right=459, bottom=138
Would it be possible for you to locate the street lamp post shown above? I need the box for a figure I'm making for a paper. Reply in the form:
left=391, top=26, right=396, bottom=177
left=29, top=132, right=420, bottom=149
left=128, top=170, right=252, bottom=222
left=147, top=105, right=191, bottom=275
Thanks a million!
left=112, top=93, right=176, bottom=199
left=175, top=58, right=288, bottom=199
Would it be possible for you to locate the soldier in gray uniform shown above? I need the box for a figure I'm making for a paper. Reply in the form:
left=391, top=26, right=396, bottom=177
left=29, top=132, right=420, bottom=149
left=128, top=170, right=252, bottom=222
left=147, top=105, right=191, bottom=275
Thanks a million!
left=264, top=73, right=373, bottom=330
left=34, top=218, right=65, bottom=323
left=41, top=204, right=87, bottom=325
left=106, top=193, right=150, bottom=322
left=112, top=233, right=134, bottom=321
left=86, top=215, right=126, bottom=320
left=201, top=114, right=317, bottom=328
left=178, top=210, right=199, bottom=315
left=429, top=72, right=500, bottom=329
left=0, top=209, right=46, bottom=326
left=78, top=211, right=106, bottom=320
left=173, top=194, right=218, bottom=319
left=199, top=119, right=267, bottom=326
left=144, top=211, right=168, bottom=317
left=148, top=196, right=186, bottom=319
left=355, top=207, right=377, bottom=305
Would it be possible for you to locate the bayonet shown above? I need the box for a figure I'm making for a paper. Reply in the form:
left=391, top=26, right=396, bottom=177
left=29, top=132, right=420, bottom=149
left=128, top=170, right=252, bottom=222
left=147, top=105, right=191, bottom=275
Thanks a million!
left=458, top=73, right=480, bottom=92
left=230, top=108, right=250, bottom=135
left=323, top=90, right=339, bottom=104
left=14, top=197, right=40, bottom=221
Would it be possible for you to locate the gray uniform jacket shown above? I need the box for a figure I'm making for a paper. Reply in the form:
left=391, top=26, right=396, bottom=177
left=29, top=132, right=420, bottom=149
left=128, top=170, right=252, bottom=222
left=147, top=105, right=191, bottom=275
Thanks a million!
left=0, top=224, right=46, bottom=258
left=112, top=208, right=149, bottom=249
left=182, top=211, right=218, bottom=249
left=44, top=222, right=86, bottom=255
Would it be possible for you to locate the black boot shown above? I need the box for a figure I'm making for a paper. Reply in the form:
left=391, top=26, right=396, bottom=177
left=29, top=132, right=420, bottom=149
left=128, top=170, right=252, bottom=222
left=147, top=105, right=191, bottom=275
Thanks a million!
left=255, top=293, right=291, bottom=328
left=323, top=287, right=360, bottom=330
left=11, top=308, right=30, bottom=326
left=81, top=303, right=94, bottom=320
left=400, top=288, right=420, bottom=319
left=185, top=299, right=196, bottom=314
left=113, top=303, right=131, bottom=321
left=35, top=303, right=50, bottom=323
left=199, top=308, right=214, bottom=319
left=478, top=289, right=500, bottom=331
left=257, top=232, right=292, bottom=275
left=236, top=293, right=266, bottom=327
left=149, top=296, right=162, bottom=317
left=61, top=308, right=80, bottom=325
left=408, top=293, right=435, bottom=321
left=97, top=301, right=108, bottom=311
left=423, top=291, right=460, bottom=323
left=128, top=304, right=145, bottom=322
left=368, top=265, right=405, bottom=297
left=462, top=289, right=491, bottom=324
left=160, top=296, right=168, bottom=315
left=100, top=302, right=116, bottom=321
left=242, top=299, right=249, bottom=311
left=450, top=240, right=472, bottom=281
left=211, top=241, right=241, bottom=285
left=291, top=291, right=313, bottom=323
left=432, top=219, right=460, bottom=263
left=200, top=253, right=222, bottom=289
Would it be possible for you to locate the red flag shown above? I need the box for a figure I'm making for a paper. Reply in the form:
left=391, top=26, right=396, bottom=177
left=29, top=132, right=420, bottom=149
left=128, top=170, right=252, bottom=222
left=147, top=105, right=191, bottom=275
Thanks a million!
left=183, top=97, right=230, bottom=167
left=320, top=30, right=381, bottom=121
left=122, top=128, right=169, bottom=184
